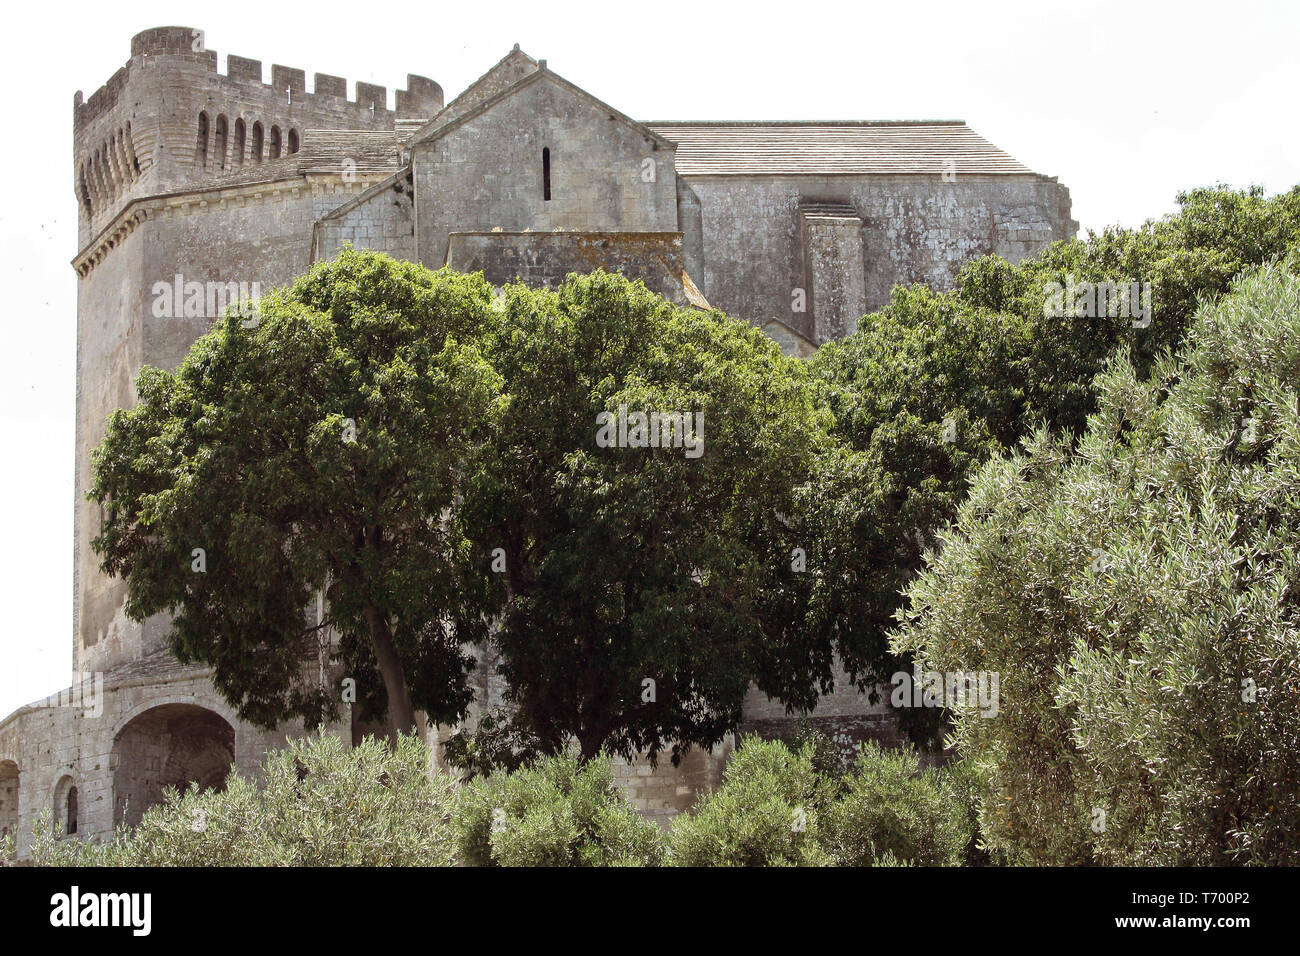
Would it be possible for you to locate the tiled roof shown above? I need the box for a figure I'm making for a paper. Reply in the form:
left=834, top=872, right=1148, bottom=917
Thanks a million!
left=645, top=121, right=1037, bottom=176
left=295, top=130, right=400, bottom=174
left=201, top=130, right=400, bottom=189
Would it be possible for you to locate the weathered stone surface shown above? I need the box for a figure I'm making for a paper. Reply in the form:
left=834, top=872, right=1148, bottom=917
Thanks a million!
left=445, top=231, right=707, bottom=307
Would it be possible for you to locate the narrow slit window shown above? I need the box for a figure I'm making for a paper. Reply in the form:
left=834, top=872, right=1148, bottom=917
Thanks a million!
left=214, top=116, right=229, bottom=170
left=542, top=147, right=551, bottom=201
left=196, top=112, right=209, bottom=169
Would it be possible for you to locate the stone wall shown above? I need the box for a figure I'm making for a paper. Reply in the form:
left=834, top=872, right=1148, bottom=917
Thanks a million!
left=610, top=743, right=732, bottom=825
left=803, top=205, right=869, bottom=342
left=73, top=223, right=145, bottom=680
left=445, top=230, right=701, bottom=306
left=685, top=174, right=1075, bottom=344
left=0, top=663, right=337, bottom=857
left=314, top=171, right=417, bottom=261
left=740, top=656, right=901, bottom=768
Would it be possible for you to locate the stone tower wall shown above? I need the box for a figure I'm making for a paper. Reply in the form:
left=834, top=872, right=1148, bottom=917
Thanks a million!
left=73, top=179, right=393, bottom=677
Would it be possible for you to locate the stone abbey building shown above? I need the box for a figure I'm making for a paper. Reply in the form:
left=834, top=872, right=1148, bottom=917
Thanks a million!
left=0, top=26, right=1074, bottom=854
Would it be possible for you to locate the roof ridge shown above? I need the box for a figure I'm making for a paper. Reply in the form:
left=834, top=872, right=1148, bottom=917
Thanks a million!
left=645, top=120, right=968, bottom=127
left=406, top=46, right=540, bottom=145
left=413, top=63, right=675, bottom=152
left=451, top=43, right=539, bottom=103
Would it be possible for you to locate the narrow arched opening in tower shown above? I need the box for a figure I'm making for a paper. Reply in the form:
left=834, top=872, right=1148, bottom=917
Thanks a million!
left=195, top=112, right=209, bottom=169
left=214, top=115, right=229, bottom=171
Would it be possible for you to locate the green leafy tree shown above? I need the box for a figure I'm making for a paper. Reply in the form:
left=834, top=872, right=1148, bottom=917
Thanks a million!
left=803, top=185, right=1300, bottom=749
left=800, top=298, right=1007, bottom=747
left=893, top=259, right=1300, bottom=864
left=89, top=250, right=503, bottom=735
left=668, top=738, right=836, bottom=867
left=459, top=271, right=834, bottom=762
left=823, top=742, right=969, bottom=866
left=453, top=751, right=663, bottom=866
left=958, top=183, right=1300, bottom=434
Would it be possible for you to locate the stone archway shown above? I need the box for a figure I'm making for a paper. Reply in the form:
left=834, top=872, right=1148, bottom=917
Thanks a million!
left=112, top=704, right=235, bottom=828
left=0, top=760, right=18, bottom=841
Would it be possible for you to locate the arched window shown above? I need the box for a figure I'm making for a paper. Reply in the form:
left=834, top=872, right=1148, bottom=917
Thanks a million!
left=288, top=129, right=299, bottom=154
left=214, top=115, right=229, bottom=170
left=104, top=136, right=119, bottom=197
left=110, top=136, right=125, bottom=194
left=93, top=149, right=109, bottom=205
left=542, top=147, right=551, bottom=201
left=251, top=122, right=264, bottom=164
left=53, top=775, right=77, bottom=839
left=269, top=125, right=282, bottom=160
left=196, top=111, right=210, bottom=169
left=233, top=119, right=246, bottom=166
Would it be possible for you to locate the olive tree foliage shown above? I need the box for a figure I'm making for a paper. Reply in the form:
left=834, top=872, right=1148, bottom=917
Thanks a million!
left=456, top=271, right=836, bottom=764
left=89, top=250, right=503, bottom=736
left=893, top=259, right=1300, bottom=865
left=801, top=185, right=1300, bottom=749
left=668, top=738, right=837, bottom=867
left=667, top=736, right=970, bottom=867
left=28, top=732, right=458, bottom=867
left=823, top=742, right=970, bottom=867
left=453, top=751, right=664, bottom=867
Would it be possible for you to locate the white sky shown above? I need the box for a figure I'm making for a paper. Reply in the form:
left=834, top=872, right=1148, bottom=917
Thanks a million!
left=1, top=0, right=1297, bottom=718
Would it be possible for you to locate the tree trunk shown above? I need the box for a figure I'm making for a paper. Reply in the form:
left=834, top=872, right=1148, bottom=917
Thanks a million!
left=576, top=725, right=607, bottom=764
left=364, top=603, right=418, bottom=739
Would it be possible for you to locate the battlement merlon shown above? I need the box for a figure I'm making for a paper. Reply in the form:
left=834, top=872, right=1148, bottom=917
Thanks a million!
left=73, top=26, right=444, bottom=129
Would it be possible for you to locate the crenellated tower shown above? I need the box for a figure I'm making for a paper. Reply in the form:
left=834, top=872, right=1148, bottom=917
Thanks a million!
left=74, top=26, right=441, bottom=247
